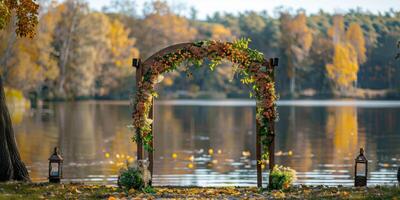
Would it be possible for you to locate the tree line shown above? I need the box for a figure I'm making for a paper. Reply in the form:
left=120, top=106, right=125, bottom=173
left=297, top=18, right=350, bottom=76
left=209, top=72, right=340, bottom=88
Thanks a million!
left=1, top=0, right=399, bottom=100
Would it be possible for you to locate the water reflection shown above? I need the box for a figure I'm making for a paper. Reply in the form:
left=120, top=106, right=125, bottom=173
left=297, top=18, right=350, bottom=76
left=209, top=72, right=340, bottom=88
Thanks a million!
left=10, top=100, right=400, bottom=186
left=154, top=105, right=257, bottom=186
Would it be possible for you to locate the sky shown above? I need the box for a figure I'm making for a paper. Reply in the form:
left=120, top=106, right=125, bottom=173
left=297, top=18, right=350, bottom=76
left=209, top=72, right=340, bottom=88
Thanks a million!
left=88, top=0, right=400, bottom=18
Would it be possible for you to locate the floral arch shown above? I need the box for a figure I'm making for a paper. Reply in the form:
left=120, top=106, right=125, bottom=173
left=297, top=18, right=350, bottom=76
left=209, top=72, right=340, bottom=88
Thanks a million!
left=132, top=39, right=278, bottom=188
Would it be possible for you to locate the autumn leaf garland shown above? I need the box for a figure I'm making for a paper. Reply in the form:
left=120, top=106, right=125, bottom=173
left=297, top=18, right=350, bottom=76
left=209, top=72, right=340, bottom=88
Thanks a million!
left=132, top=39, right=277, bottom=161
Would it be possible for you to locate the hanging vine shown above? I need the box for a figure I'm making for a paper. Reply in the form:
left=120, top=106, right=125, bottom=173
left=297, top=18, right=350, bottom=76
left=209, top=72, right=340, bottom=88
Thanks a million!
left=132, top=39, right=277, bottom=161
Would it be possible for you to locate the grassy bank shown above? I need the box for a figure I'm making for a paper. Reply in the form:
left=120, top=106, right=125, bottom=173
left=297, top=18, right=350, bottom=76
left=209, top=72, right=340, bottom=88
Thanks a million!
left=0, top=182, right=399, bottom=199
left=4, top=87, right=30, bottom=108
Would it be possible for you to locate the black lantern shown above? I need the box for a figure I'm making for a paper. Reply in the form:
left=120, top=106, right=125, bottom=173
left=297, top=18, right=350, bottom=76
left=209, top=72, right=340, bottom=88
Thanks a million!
left=354, top=148, right=368, bottom=187
left=132, top=58, right=141, bottom=68
left=48, top=147, right=63, bottom=183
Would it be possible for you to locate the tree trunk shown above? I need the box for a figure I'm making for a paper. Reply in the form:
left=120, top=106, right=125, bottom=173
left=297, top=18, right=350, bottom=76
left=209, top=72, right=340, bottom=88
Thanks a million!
left=0, top=78, right=30, bottom=182
left=290, top=66, right=296, bottom=96
left=58, top=2, right=80, bottom=96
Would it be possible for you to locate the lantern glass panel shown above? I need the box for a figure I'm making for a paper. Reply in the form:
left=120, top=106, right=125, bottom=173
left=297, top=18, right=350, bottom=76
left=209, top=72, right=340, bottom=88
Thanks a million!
left=356, top=162, right=366, bottom=176
left=50, top=163, right=59, bottom=176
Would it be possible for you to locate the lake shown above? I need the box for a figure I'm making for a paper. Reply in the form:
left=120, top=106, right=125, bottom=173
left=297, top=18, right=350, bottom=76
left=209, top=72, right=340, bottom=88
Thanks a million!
left=10, top=100, right=400, bottom=187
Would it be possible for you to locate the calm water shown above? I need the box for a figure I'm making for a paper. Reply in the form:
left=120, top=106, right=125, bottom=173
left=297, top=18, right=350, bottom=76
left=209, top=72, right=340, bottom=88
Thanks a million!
left=10, top=100, right=400, bottom=187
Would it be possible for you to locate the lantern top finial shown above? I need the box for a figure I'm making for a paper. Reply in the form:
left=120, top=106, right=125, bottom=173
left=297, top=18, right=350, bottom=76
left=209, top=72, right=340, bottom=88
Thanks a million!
left=49, top=147, right=63, bottom=162
left=356, top=147, right=367, bottom=162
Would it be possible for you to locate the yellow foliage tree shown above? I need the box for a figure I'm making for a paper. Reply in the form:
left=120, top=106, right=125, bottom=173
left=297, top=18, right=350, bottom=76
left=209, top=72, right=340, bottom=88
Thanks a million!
left=5, top=39, right=42, bottom=91
left=51, top=1, right=139, bottom=97
left=4, top=4, right=61, bottom=91
left=346, top=23, right=366, bottom=64
left=108, top=19, right=139, bottom=68
left=208, top=23, right=233, bottom=41
left=135, top=1, right=197, bottom=58
left=290, top=13, right=313, bottom=53
left=326, top=43, right=359, bottom=89
left=96, top=18, right=139, bottom=96
left=326, top=16, right=366, bottom=91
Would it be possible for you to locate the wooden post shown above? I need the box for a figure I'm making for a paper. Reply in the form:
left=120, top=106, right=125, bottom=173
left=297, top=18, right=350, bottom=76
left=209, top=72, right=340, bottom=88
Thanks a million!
left=268, top=123, right=275, bottom=187
left=268, top=57, right=278, bottom=189
left=148, top=98, right=154, bottom=185
left=256, top=118, right=262, bottom=188
left=133, top=58, right=143, bottom=161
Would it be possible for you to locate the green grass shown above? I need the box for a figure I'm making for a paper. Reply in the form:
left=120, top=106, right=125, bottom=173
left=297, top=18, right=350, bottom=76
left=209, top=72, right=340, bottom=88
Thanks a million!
left=0, top=182, right=116, bottom=200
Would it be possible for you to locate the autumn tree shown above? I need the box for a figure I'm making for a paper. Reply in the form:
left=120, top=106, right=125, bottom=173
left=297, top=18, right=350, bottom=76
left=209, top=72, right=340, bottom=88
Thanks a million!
left=48, top=0, right=139, bottom=98
left=326, top=16, right=366, bottom=91
left=1, top=3, right=60, bottom=92
left=195, top=23, right=233, bottom=41
left=71, top=12, right=113, bottom=96
left=0, top=0, right=140, bottom=99
left=134, top=0, right=197, bottom=59
left=0, top=0, right=399, bottom=101
left=237, top=11, right=278, bottom=54
left=279, top=12, right=313, bottom=96
left=304, top=12, right=333, bottom=92
left=326, top=43, right=358, bottom=90
left=96, top=17, right=139, bottom=97
left=52, top=0, right=86, bottom=97
left=0, top=0, right=39, bottom=182
left=346, top=23, right=366, bottom=64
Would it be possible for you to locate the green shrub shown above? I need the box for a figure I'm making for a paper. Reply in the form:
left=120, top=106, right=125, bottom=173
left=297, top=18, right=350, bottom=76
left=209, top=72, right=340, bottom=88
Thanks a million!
left=118, top=166, right=144, bottom=191
left=269, top=165, right=297, bottom=190
left=142, top=186, right=156, bottom=194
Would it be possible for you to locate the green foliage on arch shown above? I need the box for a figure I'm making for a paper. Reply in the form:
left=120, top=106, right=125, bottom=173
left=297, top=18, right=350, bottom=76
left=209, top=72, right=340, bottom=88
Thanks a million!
left=132, top=39, right=277, bottom=161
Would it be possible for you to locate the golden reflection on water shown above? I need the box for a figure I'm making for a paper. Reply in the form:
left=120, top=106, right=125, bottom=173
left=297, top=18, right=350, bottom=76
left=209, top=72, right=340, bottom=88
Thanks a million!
left=16, top=126, right=57, bottom=180
left=9, top=101, right=400, bottom=185
left=8, top=106, right=25, bottom=125
left=326, top=107, right=362, bottom=163
left=12, top=102, right=137, bottom=182
left=279, top=106, right=367, bottom=174
left=154, top=105, right=255, bottom=175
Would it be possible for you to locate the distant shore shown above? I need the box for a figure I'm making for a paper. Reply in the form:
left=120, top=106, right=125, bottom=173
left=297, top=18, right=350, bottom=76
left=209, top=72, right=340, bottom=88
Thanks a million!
left=6, top=87, right=400, bottom=107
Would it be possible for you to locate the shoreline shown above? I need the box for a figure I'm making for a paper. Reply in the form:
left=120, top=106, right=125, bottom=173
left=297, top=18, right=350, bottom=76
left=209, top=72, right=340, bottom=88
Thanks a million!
left=36, top=99, right=400, bottom=108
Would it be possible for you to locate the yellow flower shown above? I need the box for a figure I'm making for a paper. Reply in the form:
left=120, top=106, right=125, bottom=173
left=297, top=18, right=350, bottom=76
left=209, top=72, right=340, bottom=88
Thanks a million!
left=208, top=149, right=214, bottom=155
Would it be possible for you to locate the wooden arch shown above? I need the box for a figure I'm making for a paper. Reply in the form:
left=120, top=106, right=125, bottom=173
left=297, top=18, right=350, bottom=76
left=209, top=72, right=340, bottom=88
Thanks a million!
left=132, top=41, right=278, bottom=188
